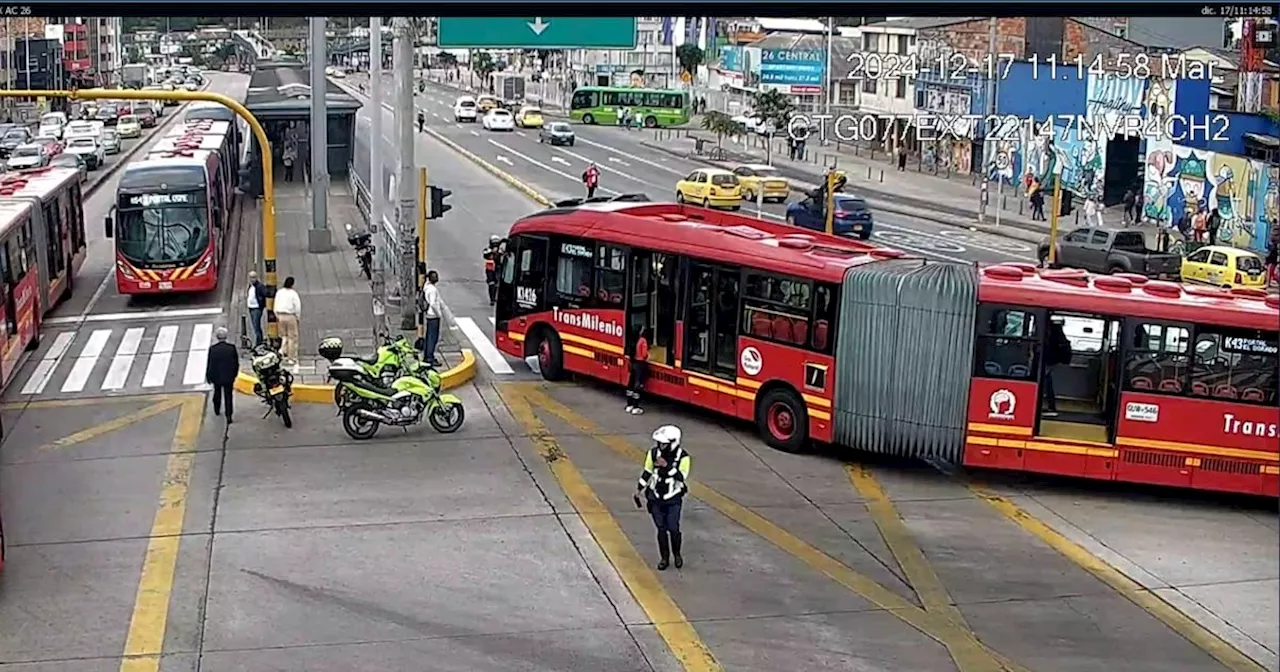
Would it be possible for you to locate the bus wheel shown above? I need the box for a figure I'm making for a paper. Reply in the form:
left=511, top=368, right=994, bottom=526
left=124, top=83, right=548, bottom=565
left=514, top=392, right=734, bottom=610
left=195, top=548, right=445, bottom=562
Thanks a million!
left=644, top=116, right=657, bottom=128
left=533, top=328, right=565, bottom=381
left=582, top=113, right=595, bottom=125
left=757, top=388, right=808, bottom=454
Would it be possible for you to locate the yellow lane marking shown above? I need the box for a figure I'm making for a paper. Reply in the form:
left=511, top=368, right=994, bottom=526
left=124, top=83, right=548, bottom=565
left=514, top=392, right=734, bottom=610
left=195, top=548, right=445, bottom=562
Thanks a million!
left=38, top=399, right=183, bottom=452
left=518, top=384, right=1018, bottom=671
left=120, top=394, right=204, bottom=672
left=2, top=394, right=183, bottom=411
left=974, top=488, right=1268, bottom=672
left=498, top=385, right=723, bottom=672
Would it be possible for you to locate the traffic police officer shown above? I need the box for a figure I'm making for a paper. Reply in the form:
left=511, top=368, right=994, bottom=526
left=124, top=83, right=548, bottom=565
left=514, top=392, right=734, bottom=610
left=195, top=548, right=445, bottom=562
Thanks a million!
left=633, top=425, right=691, bottom=570
left=482, top=235, right=504, bottom=305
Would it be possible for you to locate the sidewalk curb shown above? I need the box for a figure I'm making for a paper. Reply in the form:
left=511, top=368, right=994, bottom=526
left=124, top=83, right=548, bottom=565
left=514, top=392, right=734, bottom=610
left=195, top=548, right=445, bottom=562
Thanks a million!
left=233, top=348, right=476, bottom=403
left=637, top=140, right=1048, bottom=246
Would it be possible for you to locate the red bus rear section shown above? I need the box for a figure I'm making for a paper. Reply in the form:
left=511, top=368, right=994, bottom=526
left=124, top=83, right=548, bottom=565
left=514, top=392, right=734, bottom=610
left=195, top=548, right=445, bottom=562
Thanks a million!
left=493, top=200, right=1278, bottom=497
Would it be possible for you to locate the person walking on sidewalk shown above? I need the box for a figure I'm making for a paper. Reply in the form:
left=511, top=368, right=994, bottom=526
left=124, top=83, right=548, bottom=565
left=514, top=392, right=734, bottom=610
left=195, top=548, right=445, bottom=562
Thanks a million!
left=897, top=147, right=907, bottom=171
left=420, top=270, right=445, bottom=368
left=582, top=163, right=600, bottom=199
left=417, top=109, right=425, bottom=133
left=274, top=276, right=302, bottom=366
left=246, top=271, right=267, bottom=346
left=205, top=327, right=240, bottom=424
left=1123, top=187, right=1137, bottom=225
left=1029, top=181, right=1046, bottom=221
left=633, top=425, right=691, bottom=571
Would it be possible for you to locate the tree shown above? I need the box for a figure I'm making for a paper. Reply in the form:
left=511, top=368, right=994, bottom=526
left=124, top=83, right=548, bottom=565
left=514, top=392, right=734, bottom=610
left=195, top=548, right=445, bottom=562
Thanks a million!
left=471, top=51, right=497, bottom=90
left=751, top=89, right=796, bottom=133
left=676, top=44, right=704, bottom=78
left=701, top=111, right=744, bottom=149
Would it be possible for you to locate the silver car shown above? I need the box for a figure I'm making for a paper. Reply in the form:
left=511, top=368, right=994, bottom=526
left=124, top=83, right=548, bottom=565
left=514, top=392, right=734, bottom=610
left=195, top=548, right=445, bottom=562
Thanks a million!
left=101, top=129, right=121, bottom=155
left=5, top=143, right=46, bottom=170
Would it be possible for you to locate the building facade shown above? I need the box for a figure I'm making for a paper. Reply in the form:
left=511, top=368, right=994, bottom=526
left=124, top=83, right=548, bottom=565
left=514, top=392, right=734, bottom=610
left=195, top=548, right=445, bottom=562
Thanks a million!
left=570, top=17, right=677, bottom=89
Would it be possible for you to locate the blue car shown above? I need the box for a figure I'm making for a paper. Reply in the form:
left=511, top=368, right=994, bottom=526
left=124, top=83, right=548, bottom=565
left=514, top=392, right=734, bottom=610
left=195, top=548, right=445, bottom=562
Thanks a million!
left=784, top=193, right=874, bottom=239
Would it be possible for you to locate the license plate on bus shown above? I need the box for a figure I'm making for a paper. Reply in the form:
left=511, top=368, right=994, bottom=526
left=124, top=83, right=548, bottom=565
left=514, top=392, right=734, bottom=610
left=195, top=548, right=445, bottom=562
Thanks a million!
left=269, top=385, right=284, bottom=395
left=159, top=281, right=173, bottom=290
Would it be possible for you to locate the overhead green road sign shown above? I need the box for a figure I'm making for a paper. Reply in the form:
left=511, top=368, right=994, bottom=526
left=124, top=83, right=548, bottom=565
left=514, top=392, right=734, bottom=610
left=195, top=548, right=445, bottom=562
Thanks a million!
left=437, top=17, right=638, bottom=49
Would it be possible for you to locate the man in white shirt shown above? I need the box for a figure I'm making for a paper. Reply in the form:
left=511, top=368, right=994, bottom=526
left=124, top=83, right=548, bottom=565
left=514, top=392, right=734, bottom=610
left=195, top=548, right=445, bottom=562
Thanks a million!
left=273, top=276, right=302, bottom=364
left=421, top=270, right=444, bottom=367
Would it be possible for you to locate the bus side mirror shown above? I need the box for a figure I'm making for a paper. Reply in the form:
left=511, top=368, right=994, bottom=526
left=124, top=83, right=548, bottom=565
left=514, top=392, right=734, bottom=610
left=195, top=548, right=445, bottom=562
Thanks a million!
left=104, top=215, right=113, bottom=238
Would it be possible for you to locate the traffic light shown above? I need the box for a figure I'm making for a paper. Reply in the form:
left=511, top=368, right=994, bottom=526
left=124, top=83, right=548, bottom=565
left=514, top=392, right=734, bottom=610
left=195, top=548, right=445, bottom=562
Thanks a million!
left=427, top=185, right=452, bottom=219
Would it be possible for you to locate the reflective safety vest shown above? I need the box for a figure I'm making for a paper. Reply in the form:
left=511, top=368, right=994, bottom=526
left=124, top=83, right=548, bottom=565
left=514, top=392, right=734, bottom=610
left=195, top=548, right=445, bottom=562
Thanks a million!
left=483, top=248, right=497, bottom=272
left=639, top=445, right=691, bottom=501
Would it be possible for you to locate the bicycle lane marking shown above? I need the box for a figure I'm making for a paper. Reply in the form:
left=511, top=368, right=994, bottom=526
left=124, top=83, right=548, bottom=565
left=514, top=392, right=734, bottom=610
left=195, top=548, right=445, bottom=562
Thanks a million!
left=520, top=384, right=1028, bottom=672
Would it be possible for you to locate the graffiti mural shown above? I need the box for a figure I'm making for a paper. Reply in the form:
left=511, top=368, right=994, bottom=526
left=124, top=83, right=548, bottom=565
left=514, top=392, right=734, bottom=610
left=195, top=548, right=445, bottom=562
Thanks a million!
left=1020, top=121, right=1105, bottom=199
left=1086, top=72, right=1146, bottom=133
left=985, top=137, right=1022, bottom=185
left=1143, top=77, right=1178, bottom=131
left=1143, top=138, right=1276, bottom=252
left=951, top=140, right=973, bottom=174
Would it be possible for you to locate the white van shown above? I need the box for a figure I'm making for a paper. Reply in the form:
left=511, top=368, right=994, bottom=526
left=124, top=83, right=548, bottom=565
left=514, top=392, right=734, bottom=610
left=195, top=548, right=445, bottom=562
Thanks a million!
left=38, top=111, right=67, bottom=139
left=63, top=120, right=102, bottom=142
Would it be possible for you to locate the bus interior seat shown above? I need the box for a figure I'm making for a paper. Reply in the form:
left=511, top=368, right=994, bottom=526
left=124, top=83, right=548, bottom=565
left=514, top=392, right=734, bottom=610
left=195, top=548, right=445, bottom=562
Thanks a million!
left=751, top=313, right=772, bottom=339
left=984, top=362, right=1002, bottom=376
left=1008, top=364, right=1030, bottom=378
left=1158, top=378, right=1182, bottom=393
left=813, top=320, right=828, bottom=351
left=1242, top=388, right=1264, bottom=402
left=610, top=292, right=623, bottom=304
left=1192, top=381, right=1210, bottom=396
left=1213, top=384, right=1239, bottom=399
left=1130, top=376, right=1154, bottom=390
left=771, top=316, right=793, bottom=343
left=791, top=319, right=808, bottom=345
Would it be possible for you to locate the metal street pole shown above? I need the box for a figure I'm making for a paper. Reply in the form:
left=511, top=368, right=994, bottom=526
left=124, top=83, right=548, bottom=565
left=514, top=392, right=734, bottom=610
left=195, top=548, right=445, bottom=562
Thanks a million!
left=978, top=17, right=997, bottom=225
left=393, top=17, right=418, bottom=330
left=308, top=17, right=332, bottom=252
left=824, top=17, right=834, bottom=118
left=369, top=17, right=387, bottom=335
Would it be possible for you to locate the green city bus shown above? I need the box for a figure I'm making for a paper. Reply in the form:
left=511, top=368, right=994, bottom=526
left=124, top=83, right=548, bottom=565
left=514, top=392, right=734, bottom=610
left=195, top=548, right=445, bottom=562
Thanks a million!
left=569, top=86, right=691, bottom=128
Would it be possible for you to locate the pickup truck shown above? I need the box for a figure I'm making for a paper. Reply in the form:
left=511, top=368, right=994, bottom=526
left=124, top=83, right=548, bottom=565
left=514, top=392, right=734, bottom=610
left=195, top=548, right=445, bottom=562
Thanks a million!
left=1038, top=227, right=1182, bottom=280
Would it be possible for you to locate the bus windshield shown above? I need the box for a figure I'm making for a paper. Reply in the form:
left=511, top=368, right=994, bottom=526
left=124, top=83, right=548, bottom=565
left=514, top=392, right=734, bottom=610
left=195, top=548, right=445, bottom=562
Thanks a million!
left=117, top=192, right=209, bottom=265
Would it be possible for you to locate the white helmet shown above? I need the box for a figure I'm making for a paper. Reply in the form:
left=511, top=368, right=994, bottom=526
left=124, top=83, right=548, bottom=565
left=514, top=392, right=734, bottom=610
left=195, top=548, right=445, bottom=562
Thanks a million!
left=490, top=235, right=501, bottom=244
left=652, top=425, right=681, bottom=450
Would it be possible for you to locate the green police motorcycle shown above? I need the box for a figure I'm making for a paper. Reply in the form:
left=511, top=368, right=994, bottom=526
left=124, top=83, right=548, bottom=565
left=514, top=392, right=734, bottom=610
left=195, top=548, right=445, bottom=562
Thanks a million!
left=320, top=335, right=428, bottom=410
left=325, top=349, right=465, bottom=440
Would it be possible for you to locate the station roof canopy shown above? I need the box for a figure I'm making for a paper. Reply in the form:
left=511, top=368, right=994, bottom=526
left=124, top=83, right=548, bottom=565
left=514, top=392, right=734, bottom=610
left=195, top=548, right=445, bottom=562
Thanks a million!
left=243, top=62, right=362, bottom=117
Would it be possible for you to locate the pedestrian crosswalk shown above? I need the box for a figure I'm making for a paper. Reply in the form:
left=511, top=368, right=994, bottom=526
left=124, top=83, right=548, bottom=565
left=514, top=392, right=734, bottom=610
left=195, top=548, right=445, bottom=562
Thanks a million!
left=5, top=315, right=530, bottom=400
left=10, top=321, right=216, bottom=399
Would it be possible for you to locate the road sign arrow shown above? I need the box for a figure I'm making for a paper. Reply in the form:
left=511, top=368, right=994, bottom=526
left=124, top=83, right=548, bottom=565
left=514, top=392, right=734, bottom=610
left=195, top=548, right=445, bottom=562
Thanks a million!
left=551, top=156, right=570, bottom=166
left=496, top=155, right=514, bottom=166
left=607, top=156, right=631, bottom=167
left=527, top=17, right=550, bottom=35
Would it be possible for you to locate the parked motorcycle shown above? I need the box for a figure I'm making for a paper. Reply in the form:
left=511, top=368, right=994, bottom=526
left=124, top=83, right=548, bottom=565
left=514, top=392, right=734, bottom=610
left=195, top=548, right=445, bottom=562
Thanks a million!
left=319, top=335, right=429, bottom=410
left=345, top=224, right=374, bottom=281
left=329, top=363, right=465, bottom=439
left=250, top=345, right=294, bottom=428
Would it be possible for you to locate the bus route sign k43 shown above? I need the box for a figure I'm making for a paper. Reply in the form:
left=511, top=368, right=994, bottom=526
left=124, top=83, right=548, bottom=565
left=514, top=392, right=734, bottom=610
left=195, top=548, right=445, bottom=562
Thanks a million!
left=437, top=18, right=638, bottom=49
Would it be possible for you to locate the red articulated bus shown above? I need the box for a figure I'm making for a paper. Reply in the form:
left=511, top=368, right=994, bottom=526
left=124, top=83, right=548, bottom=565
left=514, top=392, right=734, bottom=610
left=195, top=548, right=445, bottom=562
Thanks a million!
left=108, top=138, right=231, bottom=293
left=494, top=200, right=1279, bottom=497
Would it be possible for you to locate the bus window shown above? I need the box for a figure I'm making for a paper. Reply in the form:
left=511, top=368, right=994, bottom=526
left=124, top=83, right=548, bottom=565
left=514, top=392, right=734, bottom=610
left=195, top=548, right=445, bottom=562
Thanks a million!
left=554, top=239, right=594, bottom=305
left=973, top=305, right=1039, bottom=380
left=594, top=244, right=626, bottom=306
left=1189, top=327, right=1278, bottom=405
left=1122, top=322, right=1190, bottom=394
left=742, top=273, right=812, bottom=347
left=0, top=241, right=15, bottom=337
left=811, top=283, right=838, bottom=353
left=42, top=201, right=64, bottom=276
left=571, top=90, right=596, bottom=109
left=70, top=184, right=85, bottom=250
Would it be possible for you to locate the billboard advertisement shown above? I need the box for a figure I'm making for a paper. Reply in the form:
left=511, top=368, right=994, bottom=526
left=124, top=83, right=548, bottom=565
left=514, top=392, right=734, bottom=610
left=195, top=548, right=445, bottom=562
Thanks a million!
left=760, top=48, right=825, bottom=87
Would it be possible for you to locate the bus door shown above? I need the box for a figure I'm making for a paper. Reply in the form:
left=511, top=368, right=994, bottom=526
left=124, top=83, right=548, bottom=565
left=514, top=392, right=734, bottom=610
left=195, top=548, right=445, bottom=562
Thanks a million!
left=682, top=261, right=741, bottom=415
left=1038, top=312, right=1120, bottom=444
left=496, top=234, right=548, bottom=333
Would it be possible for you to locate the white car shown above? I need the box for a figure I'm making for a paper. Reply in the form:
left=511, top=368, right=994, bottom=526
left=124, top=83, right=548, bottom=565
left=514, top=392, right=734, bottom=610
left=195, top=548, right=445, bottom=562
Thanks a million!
left=482, top=108, right=515, bottom=131
left=454, top=96, right=478, bottom=122
left=63, top=121, right=99, bottom=141
left=116, top=115, right=142, bottom=139
left=64, top=136, right=104, bottom=170
left=37, top=122, right=63, bottom=140
left=101, top=129, right=121, bottom=155
left=6, top=143, right=46, bottom=170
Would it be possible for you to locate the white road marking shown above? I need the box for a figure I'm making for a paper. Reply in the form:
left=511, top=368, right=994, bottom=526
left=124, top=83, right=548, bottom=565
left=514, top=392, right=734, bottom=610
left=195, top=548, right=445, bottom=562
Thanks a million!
left=496, top=155, right=513, bottom=166
left=555, top=147, right=649, bottom=185
left=21, top=332, right=75, bottom=395
left=607, top=156, right=631, bottom=167
left=142, top=325, right=179, bottom=388
left=516, top=131, right=526, bottom=137
left=489, top=316, right=496, bottom=325
left=61, top=329, right=111, bottom=393
left=487, top=139, right=620, bottom=195
left=42, top=307, right=224, bottom=326
left=182, top=323, right=213, bottom=385
left=455, top=316, right=513, bottom=375
left=550, top=156, right=570, bottom=166
left=470, top=130, right=480, bottom=137
left=101, top=327, right=144, bottom=390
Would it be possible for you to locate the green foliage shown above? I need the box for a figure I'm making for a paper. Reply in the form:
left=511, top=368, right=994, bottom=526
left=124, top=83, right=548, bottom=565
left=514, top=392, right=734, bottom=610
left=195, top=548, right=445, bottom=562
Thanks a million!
left=701, top=111, right=744, bottom=147
left=751, top=89, right=796, bottom=131
left=471, top=51, right=497, bottom=80
left=676, top=44, right=705, bottom=76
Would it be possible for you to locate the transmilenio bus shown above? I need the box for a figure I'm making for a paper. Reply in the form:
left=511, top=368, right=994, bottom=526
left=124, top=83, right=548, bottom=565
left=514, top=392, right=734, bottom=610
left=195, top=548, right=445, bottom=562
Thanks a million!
left=494, top=200, right=1279, bottom=497
left=108, top=122, right=234, bottom=293
left=569, top=86, right=690, bottom=127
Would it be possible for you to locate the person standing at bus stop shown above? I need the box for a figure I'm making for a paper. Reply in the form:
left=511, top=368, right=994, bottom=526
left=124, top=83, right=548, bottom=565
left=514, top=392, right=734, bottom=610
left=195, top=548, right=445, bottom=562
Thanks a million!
left=245, top=271, right=267, bottom=346
left=273, top=276, right=303, bottom=368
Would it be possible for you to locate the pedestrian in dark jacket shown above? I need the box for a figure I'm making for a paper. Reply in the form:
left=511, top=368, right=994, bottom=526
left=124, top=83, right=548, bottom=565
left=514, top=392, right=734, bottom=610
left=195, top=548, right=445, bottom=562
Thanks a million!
left=206, top=326, right=240, bottom=423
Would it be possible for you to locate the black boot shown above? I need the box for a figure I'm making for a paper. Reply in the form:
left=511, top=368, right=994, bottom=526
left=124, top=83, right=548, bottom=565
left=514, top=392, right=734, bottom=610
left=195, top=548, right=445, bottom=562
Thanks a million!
left=671, top=532, right=683, bottom=568
left=656, top=530, right=670, bottom=570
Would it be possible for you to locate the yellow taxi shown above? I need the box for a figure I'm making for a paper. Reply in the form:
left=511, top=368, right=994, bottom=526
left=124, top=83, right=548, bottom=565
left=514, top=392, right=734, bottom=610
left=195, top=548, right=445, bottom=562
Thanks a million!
left=515, top=106, right=544, bottom=129
left=731, top=163, right=791, bottom=203
left=477, top=95, right=500, bottom=113
left=676, top=168, right=742, bottom=210
left=1181, top=245, right=1269, bottom=289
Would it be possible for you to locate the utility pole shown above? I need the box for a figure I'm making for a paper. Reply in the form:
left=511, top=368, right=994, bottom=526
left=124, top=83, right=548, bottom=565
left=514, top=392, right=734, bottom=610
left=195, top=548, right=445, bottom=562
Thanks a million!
left=824, top=17, right=834, bottom=117
left=978, top=16, right=997, bottom=225
left=393, top=17, right=418, bottom=330
left=308, top=17, right=332, bottom=252
left=369, top=17, right=387, bottom=335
